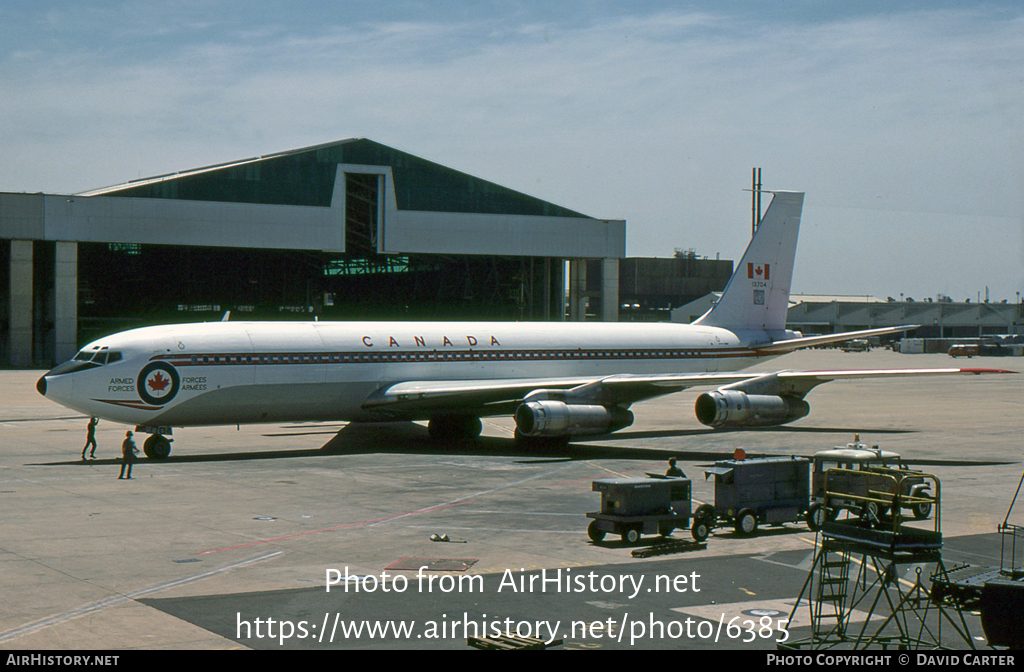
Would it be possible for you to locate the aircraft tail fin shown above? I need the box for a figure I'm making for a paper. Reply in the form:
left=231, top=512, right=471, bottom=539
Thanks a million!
left=694, top=191, right=804, bottom=331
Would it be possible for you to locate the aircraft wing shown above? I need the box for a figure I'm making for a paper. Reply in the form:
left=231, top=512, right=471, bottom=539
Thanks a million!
left=760, top=367, right=1013, bottom=397
left=361, top=366, right=1013, bottom=419
left=361, top=373, right=760, bottom=417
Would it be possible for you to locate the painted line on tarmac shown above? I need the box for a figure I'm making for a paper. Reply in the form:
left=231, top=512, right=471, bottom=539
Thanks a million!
left=546, top=462, right=666, bottom=487
left=481, top=419, right=514, bottom=435
left=196, top=502, right=473, bottom=555
left=0, top=551, right=283, bottom=644
left=198, top=461, right=580, bottom=554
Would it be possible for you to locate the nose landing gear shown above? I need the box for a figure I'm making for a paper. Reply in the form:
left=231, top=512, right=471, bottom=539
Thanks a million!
left=136, top=426, right=173, bottom=459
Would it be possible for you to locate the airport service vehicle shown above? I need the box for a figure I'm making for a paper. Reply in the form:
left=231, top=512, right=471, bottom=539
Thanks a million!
left=841, top=339, right=870, bottom=352
left=697, top=455, right=814, bottom=536
left=36, top=191, right=1013, bottom=458
left=949, top=343, right=979, bottom=358
left=586, top=476, right=708, bottom=544
left=810, top=438, right=934, bottom=522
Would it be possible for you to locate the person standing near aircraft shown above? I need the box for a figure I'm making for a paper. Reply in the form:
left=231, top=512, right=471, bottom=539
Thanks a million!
left=118, top=431, right=137, bottom=479
left=81, top=417, right=98, bottom=460
left=665, top=457, right=686, bottom=478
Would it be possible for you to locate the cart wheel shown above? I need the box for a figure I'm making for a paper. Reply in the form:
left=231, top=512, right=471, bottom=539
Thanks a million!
left=691, top=517, right=710, bottom=542
left=734, top=510, right=758, bottom=536
left=587, top=520, right=606, bottom=543
left=806, top=503, right=826, bottom=532
left=862, top=500, right=882, bottom=522
left=623, top=528, right=640, bottom=544
left=912, top=498, right=933, bottom=520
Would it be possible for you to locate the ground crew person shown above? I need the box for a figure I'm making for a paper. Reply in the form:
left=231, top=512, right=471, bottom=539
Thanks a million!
left=81, top=417, right=98, bottom=460
left=666, top=457, right=686, bottom=478
left=119, top=431, right=138, bottom=480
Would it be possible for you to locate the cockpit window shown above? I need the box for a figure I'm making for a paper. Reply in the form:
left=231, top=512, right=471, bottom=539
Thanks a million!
left=71, top=349, right=122, bottom=365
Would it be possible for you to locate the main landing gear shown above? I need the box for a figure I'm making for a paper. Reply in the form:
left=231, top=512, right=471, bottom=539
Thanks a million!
left=425, top=415, right=573, bottom=449
left=427, top=416, right=483, bottom=442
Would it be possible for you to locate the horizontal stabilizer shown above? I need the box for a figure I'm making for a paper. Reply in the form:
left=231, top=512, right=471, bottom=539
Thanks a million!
left=754, top=325, right=919, bottom=354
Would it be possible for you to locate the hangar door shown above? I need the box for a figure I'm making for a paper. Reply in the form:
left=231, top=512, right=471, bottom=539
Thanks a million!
left=345, top=172, right=382, bottom=255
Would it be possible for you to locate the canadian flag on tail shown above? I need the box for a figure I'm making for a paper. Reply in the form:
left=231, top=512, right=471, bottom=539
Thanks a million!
left=747, top=263, right=770, bottom=280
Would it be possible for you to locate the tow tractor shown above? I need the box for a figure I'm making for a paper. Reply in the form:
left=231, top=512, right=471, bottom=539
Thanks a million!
left=809, top=436, right=934, bottom=525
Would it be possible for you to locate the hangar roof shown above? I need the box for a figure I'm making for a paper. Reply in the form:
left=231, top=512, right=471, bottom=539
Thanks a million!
left=81, top=138, right=589, bottom=219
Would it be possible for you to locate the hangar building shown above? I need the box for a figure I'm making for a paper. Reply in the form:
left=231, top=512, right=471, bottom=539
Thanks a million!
left=0, top=139, right=627, bottom=367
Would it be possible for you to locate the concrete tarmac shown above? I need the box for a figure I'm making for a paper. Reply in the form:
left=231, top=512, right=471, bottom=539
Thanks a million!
left=0, top=349, right=1021, bottom=650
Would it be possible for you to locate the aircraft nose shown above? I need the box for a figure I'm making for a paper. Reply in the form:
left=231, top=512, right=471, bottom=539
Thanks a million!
left=36, top=375, right=47, bottom=396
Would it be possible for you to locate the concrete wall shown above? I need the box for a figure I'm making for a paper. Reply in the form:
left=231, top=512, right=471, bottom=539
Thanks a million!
left=8, top=240, right=32, bottom=367
left=38, top=193, right=345, bottom=252
left=0, top=194, right=44, bottom=240
left=601, top=257, right=619, bottom=322
left=54, top=241, right=77, bottom=363
left=382, top=209, right=625, bottom=258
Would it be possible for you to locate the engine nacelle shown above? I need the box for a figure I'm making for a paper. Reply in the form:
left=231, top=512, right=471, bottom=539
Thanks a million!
left=514, top=400, right=634, bottom=438
left=694, top=390, right=810, bottom=428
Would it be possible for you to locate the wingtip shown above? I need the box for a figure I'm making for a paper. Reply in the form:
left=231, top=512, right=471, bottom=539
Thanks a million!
left=959, top=368, right=1017, bottom=374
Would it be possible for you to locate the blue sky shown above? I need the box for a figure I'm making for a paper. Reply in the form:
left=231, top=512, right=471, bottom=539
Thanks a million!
left=1, top=1, right=1021, bottom=302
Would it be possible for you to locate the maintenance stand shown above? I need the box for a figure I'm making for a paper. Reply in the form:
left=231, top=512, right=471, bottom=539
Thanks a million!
left=780, top=466, right=976, bottom=650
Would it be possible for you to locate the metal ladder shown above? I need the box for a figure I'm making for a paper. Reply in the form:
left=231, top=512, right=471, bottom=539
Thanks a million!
left=814, top=542, right=851, bottom=637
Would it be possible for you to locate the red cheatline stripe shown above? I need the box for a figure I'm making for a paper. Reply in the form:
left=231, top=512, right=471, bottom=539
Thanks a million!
left=94, top=399, right=163, bottom=410
left=196, top=501, right=471, bottom=555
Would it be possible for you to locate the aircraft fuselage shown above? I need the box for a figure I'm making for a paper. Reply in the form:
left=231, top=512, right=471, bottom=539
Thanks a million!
left=39, top=320, right=780, bottom=427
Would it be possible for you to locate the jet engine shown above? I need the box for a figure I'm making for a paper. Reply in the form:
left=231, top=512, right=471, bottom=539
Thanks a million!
left=514, top=400, right=634, bottom=438
left=694, top=389, right=809, bottom=428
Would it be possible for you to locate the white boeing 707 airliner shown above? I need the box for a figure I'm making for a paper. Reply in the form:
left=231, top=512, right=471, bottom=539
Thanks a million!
left=37, top=191, right=1011, bottom=458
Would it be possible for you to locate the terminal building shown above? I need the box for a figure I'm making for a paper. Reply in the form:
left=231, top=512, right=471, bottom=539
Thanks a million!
left=784, top=295, right=1024, bottom=339
left=1, top=139, right=636, bottom=367
left=675, top=294, right=1024, bottom=342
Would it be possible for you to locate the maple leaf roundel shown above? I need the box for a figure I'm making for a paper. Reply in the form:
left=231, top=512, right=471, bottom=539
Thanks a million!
left=137, top=362, right=181, bottom=406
